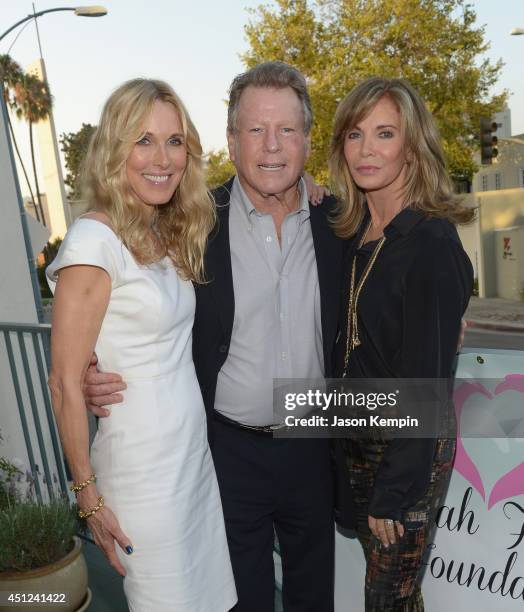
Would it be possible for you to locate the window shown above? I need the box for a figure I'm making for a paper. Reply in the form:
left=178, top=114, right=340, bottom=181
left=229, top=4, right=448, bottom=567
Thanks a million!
left=453, top=179, right=471, bottom=194
left=495, top=173, right=502, bottom=190
left=481, top=175, right=488, bottom=191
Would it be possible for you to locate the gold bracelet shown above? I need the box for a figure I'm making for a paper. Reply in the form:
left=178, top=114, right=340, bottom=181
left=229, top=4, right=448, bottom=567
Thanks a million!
left=78, top=495, right=104, bottom=519
left=70, top=473, right=96, bottom=494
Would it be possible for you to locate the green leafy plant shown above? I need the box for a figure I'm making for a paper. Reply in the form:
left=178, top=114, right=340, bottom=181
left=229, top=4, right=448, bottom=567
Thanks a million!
left=0, top=496, right=77, bottom=572
left=0, top=449, right=78, bottom=572
left=0, top=457, right=21, bottom=510
left=243, top=0, right=507, bottom=183
left=60, top=123, right=96, bottom=200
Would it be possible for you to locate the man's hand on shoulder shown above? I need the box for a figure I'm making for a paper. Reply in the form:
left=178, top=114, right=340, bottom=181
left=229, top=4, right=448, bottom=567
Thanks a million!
left=84, top=353, right=126, bottom=417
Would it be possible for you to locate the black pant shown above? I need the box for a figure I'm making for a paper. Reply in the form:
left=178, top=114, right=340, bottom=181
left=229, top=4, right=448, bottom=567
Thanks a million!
left=210, top=417, right=335, bottom=612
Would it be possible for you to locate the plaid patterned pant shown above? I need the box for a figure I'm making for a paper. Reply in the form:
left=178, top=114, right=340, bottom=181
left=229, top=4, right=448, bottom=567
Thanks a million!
left=340, top=438, right=456, bottom=611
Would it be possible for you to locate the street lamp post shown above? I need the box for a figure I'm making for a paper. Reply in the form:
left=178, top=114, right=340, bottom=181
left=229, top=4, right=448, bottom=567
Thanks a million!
left=0, top=6, right=107, bottom=42
left=0, top=5, right=107, bottom=323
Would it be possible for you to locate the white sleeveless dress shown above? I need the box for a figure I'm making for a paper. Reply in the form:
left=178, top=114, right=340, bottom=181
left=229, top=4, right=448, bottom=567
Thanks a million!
left=47, top=219, right=236, bottom=612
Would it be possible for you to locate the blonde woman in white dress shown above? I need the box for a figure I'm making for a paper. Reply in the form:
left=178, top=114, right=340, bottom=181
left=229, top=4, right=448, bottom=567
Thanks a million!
left=47, top=79, right=237, bottom=611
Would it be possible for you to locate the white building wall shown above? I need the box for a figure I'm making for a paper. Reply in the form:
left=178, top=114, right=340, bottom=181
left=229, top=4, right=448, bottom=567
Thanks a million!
left=473, top=139, right=524, bottom=193
left=27, top=59, right=71, bottom=241
left=0, top=96, right=42, bottom=486
left=0, top=116, right=39, bottom=324
left=493, top=107, right=512, bottom=138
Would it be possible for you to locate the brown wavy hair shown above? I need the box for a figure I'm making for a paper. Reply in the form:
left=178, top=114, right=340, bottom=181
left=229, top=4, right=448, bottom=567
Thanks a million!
left=329, top=77, right=475, bottom=238
left=81, top=78, right=215, bottom=282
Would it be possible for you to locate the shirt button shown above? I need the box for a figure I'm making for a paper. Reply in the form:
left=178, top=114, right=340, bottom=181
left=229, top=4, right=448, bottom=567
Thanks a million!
left=282, top=351, right=287, bottom=360
left=219, top=344, right=228, bottom=353
left=266, top=235, right=272, bottom=243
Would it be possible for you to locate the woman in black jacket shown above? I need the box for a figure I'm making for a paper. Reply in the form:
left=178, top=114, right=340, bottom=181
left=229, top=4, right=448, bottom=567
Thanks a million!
left=329, top=77, right=473, bottom=611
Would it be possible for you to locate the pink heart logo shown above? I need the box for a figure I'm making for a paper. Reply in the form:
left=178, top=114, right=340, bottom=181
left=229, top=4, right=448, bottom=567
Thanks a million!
left=453, top=374, right=524, bottom=510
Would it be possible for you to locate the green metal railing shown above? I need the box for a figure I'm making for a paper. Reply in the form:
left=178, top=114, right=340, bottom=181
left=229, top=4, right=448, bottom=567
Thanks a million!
left=0, top=321, right=68, bottom=501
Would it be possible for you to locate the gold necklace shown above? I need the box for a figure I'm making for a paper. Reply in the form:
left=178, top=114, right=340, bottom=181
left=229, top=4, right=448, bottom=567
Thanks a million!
left=342, top=220, right=386, bottom=377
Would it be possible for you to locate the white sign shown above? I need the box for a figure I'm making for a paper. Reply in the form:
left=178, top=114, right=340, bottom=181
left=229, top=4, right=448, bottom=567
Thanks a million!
left=335, top=351, right=524, bottom=611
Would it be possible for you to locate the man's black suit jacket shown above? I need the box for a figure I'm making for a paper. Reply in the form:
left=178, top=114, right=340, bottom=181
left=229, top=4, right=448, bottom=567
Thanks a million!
left=192, top=177, right=344, bottom=417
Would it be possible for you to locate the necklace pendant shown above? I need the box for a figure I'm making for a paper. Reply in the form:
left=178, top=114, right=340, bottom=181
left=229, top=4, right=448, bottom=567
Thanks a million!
left=342, top=228, right=384, bottom=377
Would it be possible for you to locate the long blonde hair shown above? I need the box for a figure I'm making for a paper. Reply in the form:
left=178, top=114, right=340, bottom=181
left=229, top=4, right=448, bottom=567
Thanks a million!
left=329, top=77, right=474, bottom=238
left=82, top=78, right=215, bottom=282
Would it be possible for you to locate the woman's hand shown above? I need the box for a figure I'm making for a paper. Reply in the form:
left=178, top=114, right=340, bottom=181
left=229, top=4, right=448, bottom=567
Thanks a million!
left=303, top=172, right=330, bottom=205
left=79, top=489, right=133, bottom=576
left=368, top=515, right=404, bottom=547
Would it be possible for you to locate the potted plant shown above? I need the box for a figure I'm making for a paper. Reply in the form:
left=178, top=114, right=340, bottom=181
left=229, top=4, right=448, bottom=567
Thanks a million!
left=0, top=456, right=90, bottom=611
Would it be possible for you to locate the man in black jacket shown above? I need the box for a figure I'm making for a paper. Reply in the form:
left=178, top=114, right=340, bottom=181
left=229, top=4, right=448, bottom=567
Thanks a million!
left=194, top=62, right=343, bottom=612
left=86, top=61, right=344, bottom=611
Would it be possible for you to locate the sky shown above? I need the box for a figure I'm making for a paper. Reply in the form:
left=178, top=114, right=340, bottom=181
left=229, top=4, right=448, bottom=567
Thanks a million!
left=2, top=0, right=524, bottom=196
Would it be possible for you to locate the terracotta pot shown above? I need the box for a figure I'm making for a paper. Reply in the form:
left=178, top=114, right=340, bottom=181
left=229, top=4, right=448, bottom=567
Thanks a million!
left=0, top=536, right=88, bottom=611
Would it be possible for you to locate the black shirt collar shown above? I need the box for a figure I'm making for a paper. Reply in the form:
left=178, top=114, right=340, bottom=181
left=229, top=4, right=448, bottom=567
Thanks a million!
left=384, top=207, right=426, bottom=237
left=355, top=205, right=426, bottom=249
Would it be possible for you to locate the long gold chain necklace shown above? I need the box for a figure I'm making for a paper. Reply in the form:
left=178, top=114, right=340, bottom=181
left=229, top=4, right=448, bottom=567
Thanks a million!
left=342, top=220, right=386, bottom=377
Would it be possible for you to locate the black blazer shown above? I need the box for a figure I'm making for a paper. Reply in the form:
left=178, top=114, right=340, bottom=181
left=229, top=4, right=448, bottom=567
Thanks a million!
left=192, top=177, right=344, bottom=415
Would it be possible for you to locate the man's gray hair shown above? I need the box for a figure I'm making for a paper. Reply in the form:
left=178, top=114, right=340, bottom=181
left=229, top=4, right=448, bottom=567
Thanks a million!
left=227, top=61, right=313, bottom=135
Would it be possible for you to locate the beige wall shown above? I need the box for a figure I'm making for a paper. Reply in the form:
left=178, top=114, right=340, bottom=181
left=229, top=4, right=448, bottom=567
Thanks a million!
left=456, top=207, right=483, bottom=296
left=459, top=189, right=524, bottom=297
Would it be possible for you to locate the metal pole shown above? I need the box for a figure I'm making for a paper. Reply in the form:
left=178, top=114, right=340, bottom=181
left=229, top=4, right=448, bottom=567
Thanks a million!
left=33, top=3, right=45, bottom=59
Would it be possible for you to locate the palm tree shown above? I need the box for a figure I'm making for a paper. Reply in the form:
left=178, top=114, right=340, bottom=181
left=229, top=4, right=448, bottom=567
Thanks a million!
left=12, top=72, right=52, bottom=227
left=0, top=54, right=43, bottom=223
